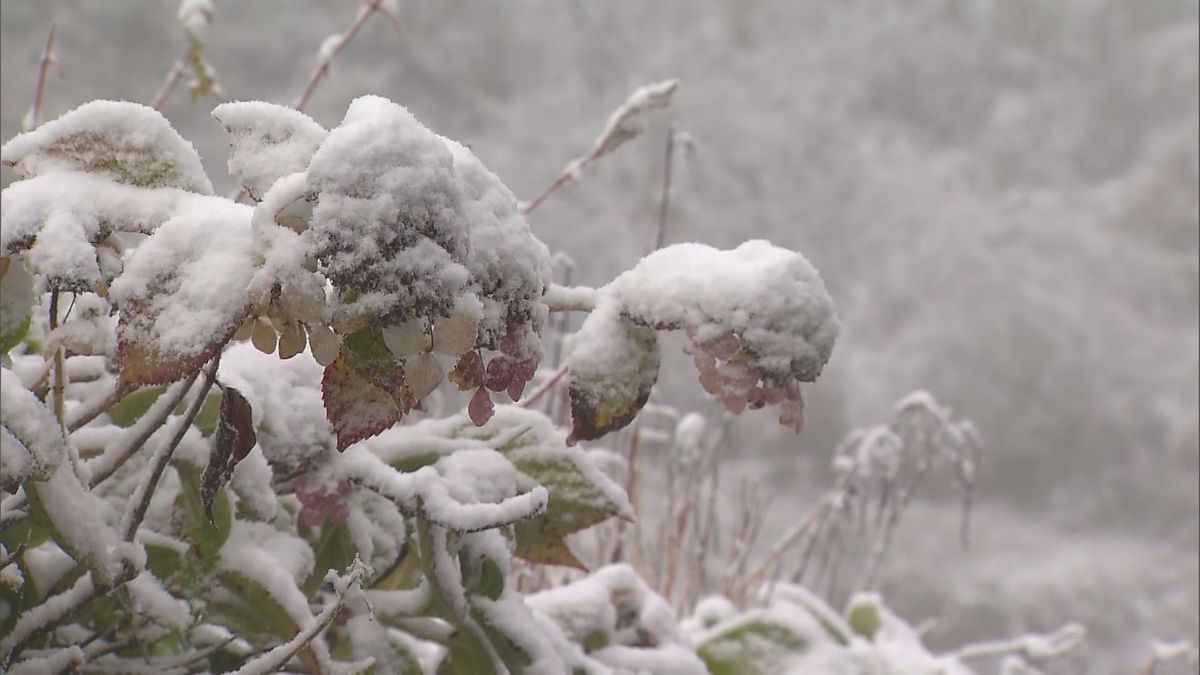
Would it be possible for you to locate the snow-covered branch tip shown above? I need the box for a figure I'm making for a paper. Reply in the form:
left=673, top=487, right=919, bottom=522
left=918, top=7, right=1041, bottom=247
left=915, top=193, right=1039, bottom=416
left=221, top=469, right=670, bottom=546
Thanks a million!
left=522, top=78, right=680, bottom=214
left=231, top=558, right=371, bottom=675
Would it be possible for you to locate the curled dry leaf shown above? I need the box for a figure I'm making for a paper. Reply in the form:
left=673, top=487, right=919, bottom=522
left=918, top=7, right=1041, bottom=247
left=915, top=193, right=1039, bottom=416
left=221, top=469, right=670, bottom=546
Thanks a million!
left=200, top=386, right=257, bottom=523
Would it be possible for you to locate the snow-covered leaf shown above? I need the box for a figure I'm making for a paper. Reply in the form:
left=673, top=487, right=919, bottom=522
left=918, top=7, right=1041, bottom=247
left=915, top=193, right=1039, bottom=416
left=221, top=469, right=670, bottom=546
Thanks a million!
left=1, top=367, right=66, bottom=487
left=1, top=100, right=213, bottom=193
left=1, top=173, right=205, bottom=291
left=322, top=326, right=410, bottom=451
left=0, top=258, right=34, bottom=355
left=566, top=304, right=660, bottom=443
left=695, top=613, right=812, bottom=675
left=211, top=101, right=327, bottom=201
left=111, top=201, right=255, bottom=386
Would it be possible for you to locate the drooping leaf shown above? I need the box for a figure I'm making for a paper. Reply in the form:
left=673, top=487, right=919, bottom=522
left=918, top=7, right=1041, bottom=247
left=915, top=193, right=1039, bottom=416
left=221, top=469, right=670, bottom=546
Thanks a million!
left=111, top=201, right=255, bottom=387
left=0, top=257, right=34, bottom=355
left=200, top=386, right=257, bottom=524
left=566, top=306, right=660, bottom=443
left=510, top=449, right=628, bottom=569
left=1, top=100, right=213, bottom=193
left=192, top=390, right=223, bottom=437
left=322, top=326, right=411, bottom=451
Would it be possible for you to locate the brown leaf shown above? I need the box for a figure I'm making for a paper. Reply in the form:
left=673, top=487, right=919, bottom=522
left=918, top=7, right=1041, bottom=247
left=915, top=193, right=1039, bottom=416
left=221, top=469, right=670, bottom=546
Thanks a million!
left=201, top=386, right=257, bottom=523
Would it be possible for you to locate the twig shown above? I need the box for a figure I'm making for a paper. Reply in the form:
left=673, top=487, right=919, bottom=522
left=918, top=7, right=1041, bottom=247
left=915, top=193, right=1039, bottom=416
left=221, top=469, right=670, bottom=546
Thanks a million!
left=121, top=356, right=220, bottom=542
left=0, top=569, right=135, bottom=666
left=150, top=48, right=190, bottom=111
left=654, top=127, right=677, bottom=251
left=66, top=380, right=127, bottom=432
left=24, top=22, right=59, bottom=130
left=48, top=291, right=66, bottom=432
left=542, top=284, right=598, bottom=313
left=85, top=373, right=199, bottom=488
left=294, top=0, right=388, bottom=112
left=231, top=562, right=368, bottom=675
left=518, top=364, right=568, bottom=409
left=522, top=79, right=680, bottom=216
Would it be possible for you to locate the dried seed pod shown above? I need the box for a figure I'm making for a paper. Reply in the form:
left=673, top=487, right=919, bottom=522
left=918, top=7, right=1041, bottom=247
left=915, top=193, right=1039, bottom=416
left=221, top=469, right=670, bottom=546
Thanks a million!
left=404, top=352, right=443, bottom=402
left=278, top=320, right=306, bottom=359
left=382, top=319, right=429, bottom=358
left=431, top=309, right=477, bottom=356
left=251, top=316, right=278, bottom=354
left=307, top=323, right=340, bottom=366
left=232, top=316, right=255, bottom=342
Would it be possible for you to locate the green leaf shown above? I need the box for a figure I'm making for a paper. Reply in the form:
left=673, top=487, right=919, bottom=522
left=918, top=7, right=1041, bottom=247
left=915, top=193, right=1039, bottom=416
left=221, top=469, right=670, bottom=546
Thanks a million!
left=192, top=390, right=223, bottom=436
left=696, top=616, right=810, bottom=675
left=0, top=257, right=34, bottom=355
left=566, top=308, right=659, bottom=443
left=107, top=386, right=166, bottom=427
left=509, top=449, right=628, bottom=569
left=211, top=571, right=321, bottom=674
left=322, top=326, right=411, bottom=451
left=305, top=520, right=357, bottom=595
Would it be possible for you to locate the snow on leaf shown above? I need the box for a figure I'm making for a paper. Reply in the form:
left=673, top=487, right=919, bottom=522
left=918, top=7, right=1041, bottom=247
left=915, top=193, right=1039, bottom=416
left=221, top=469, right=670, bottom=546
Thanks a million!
left=566, top=301, right=660, bottom=443
left=694, top=610, right=815, bottom=675
left=200, top=386, right=257, bottom=523
left=211, top=101, right=327, bottom=201
left=612, top=240, right=838, bottom=384
left=307, top=96, right=470, bottom=326
left=110, top=200, right=255, bottom=387
left=0, top=258, right=34, bottom=355
left=1, top=100, right=213, bottom=193
left=1, top=173, right=207, bottom=291
left=1, top=367, right=66, bottom=486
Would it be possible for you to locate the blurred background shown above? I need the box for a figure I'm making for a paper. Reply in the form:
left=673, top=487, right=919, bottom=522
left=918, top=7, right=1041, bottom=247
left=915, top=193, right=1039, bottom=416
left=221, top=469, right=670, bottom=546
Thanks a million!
left=2, top=1, right=1197, bottom=671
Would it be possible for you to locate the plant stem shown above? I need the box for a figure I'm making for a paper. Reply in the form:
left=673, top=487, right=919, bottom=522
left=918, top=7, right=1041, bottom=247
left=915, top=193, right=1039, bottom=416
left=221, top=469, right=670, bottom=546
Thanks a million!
left=654, top=127, right=677, bottom=251
left=150, top=48, right=190, bottom=111
left=48, top=291, right=66, bottom=432
left=121, top=356, right=220, bottom=542
left=294, top=0, right=386, bottom=112
left=25, top=22, right=58, bottom=130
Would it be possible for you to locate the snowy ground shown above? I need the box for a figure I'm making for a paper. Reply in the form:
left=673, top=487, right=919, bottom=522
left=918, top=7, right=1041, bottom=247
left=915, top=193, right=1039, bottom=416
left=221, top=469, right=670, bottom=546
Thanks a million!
left=2, top=1, right=1197, bottom=672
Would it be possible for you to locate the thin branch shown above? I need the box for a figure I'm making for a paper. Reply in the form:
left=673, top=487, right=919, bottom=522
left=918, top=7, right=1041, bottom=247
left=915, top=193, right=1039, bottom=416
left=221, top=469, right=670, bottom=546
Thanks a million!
left=121, top=356, right=220, bottom=542
left=48, top=291, right=66, bottom=432
left=66, top=380, right=127, bottom=433
left=654, top=127, right=677, bottom=251
left=231, top=563, right=367, bottom=675
left=294, top=0, right=388, bottom=112
left=24, top=22, right=59, bottom=130
left=0, top=568, right=134, bottom=666
left=150, top=48, right=190, bottom=111
left=542, top=284, right=598, bottom=312
left=85, top=373, right=199, bottom=488
left=518, top=364, right=568, bottom=409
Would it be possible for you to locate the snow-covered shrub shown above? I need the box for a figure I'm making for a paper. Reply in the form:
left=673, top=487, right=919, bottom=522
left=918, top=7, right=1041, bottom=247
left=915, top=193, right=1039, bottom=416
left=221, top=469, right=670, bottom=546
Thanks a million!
left=0, top=84, right=846, bottom=672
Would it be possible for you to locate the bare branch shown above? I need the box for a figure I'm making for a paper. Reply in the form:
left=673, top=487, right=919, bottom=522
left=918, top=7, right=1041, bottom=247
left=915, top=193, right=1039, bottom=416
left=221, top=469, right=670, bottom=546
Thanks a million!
left=23, top=22, right=59, bottom=130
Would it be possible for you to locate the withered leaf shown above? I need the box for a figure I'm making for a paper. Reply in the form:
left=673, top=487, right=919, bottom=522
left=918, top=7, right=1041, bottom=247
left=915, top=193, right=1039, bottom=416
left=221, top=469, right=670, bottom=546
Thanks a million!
left=200, top=386, right=257, bottom=523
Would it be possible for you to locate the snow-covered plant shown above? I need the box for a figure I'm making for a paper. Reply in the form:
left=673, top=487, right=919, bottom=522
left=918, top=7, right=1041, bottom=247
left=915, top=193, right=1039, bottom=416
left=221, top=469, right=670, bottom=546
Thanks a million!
left=0, top=81, right=842, bottom=672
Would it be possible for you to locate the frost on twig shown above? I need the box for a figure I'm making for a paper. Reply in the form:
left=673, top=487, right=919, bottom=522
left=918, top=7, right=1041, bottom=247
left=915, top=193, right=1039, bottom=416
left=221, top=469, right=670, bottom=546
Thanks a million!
left=524, top=78, right=681, bottom=214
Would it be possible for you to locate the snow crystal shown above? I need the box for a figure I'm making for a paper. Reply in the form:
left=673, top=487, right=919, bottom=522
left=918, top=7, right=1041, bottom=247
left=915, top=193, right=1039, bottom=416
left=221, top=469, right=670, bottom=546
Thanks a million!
left=211, top=101, right=326, bottom=201
left=611, top=240, right=839, bottom=382
left=1, top=100, right=213, bottom=194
